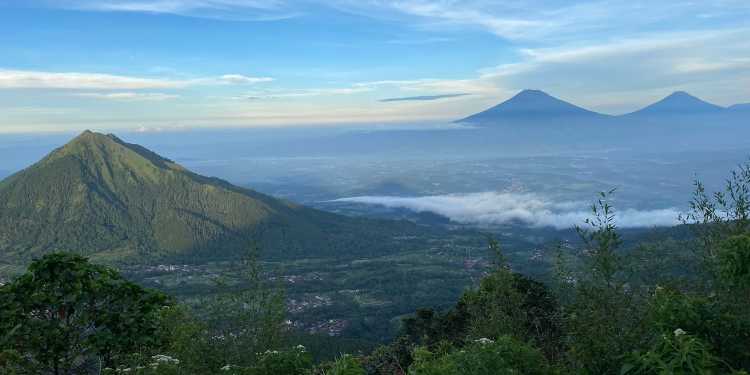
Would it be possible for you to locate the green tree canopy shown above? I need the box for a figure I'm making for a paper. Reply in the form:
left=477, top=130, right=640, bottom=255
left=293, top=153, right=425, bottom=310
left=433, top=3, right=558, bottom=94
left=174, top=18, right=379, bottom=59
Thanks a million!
left=0, top=252, right=169, bottom=374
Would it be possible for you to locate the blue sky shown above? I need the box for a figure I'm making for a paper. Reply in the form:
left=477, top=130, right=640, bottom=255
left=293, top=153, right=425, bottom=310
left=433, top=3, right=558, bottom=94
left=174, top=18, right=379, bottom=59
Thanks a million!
left=0, top=0, right=749, bottom=133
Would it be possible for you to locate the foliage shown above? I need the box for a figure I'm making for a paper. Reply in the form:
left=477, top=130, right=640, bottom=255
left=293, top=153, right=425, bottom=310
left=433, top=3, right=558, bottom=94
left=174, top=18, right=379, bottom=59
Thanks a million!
left=316, top=354, right=366, bottom=375
left=717, top=234, right=750, bottom=288
left=407, top=336, right=553, bottom=375
left=400, top=239, right=561, bottom=361
left=360, top=337, right=412, bottom=375
left=462, top=270, right=562, bottom=358
left=621, top=330, right=721, bottom=375
left=200, top=246, right=287, bottom=370
left=560, top=190, right=646, bottom=374
left=644, top=286, right=750, bottom=371
left=681, top=162, right=750, bottom=282
left=243, top=346, right=314, bottom=375
left=0, top=252, right=169, bottom=374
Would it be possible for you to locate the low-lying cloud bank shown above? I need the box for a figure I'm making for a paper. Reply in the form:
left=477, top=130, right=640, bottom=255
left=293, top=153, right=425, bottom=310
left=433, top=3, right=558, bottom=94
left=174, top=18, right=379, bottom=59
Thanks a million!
left=331, top=191, right=681, bottom=230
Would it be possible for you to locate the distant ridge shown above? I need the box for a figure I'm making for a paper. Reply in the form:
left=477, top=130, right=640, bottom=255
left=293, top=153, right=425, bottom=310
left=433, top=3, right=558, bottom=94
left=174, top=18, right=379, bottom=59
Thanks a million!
left=456, top=89, right=606, bottom=125
left=729, top=103, right=750, bottom=112
left=0, top=131, right=419, bottom=262
left=625, top=91, right=724, bottom=116
left=456, top=89, right=749, bottom=126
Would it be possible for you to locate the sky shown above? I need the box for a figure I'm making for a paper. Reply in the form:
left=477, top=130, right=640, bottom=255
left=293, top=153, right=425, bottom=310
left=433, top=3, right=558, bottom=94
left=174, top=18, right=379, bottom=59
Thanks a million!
left=0, top=0, right=749, bottom=133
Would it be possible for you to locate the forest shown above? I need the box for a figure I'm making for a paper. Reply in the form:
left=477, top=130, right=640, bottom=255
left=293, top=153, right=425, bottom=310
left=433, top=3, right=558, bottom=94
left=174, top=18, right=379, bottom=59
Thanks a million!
left=2, top=164, right=750, bottom=375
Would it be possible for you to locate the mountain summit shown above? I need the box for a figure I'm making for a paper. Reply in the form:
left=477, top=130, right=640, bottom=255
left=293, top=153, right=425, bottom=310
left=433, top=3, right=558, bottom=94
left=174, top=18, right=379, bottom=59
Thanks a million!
left=627, top=91, right=724, bottom=116
left=0, top=131, right=412, bottom=262
left=457, top=89, right=605, bottom=125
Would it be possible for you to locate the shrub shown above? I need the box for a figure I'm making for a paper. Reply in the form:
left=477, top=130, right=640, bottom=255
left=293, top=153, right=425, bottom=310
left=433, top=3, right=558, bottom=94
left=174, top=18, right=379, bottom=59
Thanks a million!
left=408, top=336, right=552, bottom=375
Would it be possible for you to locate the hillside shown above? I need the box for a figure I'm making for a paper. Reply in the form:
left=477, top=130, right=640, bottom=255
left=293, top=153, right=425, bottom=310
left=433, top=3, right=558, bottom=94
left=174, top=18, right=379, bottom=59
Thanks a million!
left=0, top=131, right=421, bottom=263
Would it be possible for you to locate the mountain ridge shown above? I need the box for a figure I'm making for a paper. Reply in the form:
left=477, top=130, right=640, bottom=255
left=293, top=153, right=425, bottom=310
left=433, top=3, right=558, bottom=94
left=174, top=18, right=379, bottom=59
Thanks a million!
left=0, top=131, right=420, bottom=263
left=456, top=89, right=746, bottom=126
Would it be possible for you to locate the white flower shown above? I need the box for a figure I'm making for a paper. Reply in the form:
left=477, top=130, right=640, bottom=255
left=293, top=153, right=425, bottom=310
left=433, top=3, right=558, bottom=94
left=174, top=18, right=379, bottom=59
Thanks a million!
left=474, top=338, right=494, bottom=345
left=151, top=354, right=180, bottom=365
left=674, top=328, right=687, bottom=337
left=296, top=344, right=306, bottom=351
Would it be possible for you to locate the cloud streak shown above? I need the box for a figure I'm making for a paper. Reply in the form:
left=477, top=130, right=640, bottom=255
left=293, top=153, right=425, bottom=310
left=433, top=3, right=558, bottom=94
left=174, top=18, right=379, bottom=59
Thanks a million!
left=331, top=191, right=681, bottom=229
left=72, top=92, right=179, bottom=101
left=48, top=0, right=299, bottom=21
left=380, top=93, right=470, bottom=102
left=0, top=69, right=274, bottom=90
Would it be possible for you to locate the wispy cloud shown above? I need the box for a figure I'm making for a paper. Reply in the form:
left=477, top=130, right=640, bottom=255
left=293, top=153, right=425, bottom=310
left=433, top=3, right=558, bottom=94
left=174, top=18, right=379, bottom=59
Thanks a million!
left=327, top=0, right=750, bottom=42
left=0, top=69, right=274, bottom=90
left=241, top=86, right=372, bottom=100
left=217, top=74, right=274, bottom=85
left=47, top=0, right=300, bottom=21
left=473, top=29, right=750, bottom=111
left=380, top=93, right=470, bottom=102
left=385, top=37, right=455, bottom=45
left=332, top=191, right=681, bottom=229
left=73, top=92, right=179, bottom=101
left=0, top=69, right=185, bottom=90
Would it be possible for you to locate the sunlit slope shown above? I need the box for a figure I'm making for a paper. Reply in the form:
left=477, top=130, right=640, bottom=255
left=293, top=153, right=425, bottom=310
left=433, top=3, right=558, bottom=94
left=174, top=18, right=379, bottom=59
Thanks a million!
left=0, top=131, right=417, bottom=262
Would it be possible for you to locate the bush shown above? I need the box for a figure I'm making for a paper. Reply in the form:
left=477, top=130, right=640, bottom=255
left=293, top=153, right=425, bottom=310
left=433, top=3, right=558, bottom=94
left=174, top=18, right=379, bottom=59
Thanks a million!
left=317, top=354, right=366, bottom=375
left=621, top=329, right=720, bottom=374
left=408, top=336, right=553, bottom=375
left=717, top=235, right=750, bottom=289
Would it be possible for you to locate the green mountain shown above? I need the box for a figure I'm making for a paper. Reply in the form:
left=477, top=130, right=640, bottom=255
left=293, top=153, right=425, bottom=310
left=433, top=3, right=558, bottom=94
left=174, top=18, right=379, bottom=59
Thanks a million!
left=0, top=131, right=420, bottom=263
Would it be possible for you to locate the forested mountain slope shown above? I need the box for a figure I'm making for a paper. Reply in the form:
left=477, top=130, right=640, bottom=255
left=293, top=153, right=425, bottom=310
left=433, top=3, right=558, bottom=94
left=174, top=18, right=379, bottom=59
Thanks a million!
left=0, top=131, right=421, bottom=263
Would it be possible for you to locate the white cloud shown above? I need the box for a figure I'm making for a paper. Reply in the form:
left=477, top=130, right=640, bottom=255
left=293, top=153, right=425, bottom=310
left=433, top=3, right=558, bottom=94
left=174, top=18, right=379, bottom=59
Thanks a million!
left=133, top=124, right=190, bottom=133
left=0, top=69, right=186, bottom=90
left=332, top=191, right=681, bottom=229
left=218, top=74, right=274, bottom=84
left=0, top=69, right=274, bottom=90
left=73, top=92, right=179, bottom=101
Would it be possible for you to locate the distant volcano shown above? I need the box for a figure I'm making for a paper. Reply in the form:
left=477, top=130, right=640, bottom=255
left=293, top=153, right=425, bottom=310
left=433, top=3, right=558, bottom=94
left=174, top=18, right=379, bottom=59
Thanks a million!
left=456, top=89, right=607, bottom=125
left=625, top=91, right=724, bottom=116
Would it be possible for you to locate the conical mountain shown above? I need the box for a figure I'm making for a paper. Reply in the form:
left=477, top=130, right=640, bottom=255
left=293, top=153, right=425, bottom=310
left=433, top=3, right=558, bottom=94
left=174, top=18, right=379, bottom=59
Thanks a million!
left=0, top=131, right=415, bottom=262
left=626, top=91, right=724, bottom=116
left=456, top=89, right=606, bottom=125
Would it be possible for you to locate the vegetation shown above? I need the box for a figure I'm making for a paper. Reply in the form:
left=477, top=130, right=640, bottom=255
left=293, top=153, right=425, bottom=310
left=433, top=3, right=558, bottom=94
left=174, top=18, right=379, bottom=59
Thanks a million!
left=0, top=131, right=427, bottom=263
left=0, top=253, right=169, bottom=374
left=2, top=137, right=750, bottom=373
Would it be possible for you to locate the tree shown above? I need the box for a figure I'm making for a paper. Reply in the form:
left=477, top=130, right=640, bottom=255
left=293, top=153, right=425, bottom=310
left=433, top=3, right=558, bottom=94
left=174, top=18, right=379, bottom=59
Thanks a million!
left=561, top=190, right=645, bottom=374
left=0, top=252, right=169, bottom=374
left=682, top=162, right=750, bottom=279
left=199, top=244, right=287, bottom=371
